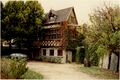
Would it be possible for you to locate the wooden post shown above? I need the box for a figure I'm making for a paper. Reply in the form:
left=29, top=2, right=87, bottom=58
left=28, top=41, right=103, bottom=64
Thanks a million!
left=108, top=53, right=112, bottom=69
left=116, top=54, right=119, bottom=72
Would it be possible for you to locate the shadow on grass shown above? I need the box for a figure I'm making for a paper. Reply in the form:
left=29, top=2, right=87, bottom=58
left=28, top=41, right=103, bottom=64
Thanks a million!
left=80, top=66, right=119, bottom=79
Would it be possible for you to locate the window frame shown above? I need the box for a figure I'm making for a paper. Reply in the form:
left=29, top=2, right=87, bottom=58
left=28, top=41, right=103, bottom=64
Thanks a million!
left=58, top=50, right=63, bottom=56
left=43, top=49, right=46, bottom=56
left=50, top=49, right=54, bottom=56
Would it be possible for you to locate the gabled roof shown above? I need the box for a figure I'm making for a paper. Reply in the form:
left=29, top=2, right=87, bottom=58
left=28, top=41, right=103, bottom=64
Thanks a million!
left=44, top=7, right=77, bottom=24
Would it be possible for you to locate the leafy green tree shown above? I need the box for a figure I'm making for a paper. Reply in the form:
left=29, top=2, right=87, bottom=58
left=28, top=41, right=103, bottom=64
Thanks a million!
left=1, top=1, right=44, bottom=50
left=2, top=1, right=25, bottom=50
left=23, top=1, right=44, bottom=49
left=65, top=27, right=85, bottom=50
left=84, top=5, right=120, bottom=67
left=65, top=25, right=85, bottom=63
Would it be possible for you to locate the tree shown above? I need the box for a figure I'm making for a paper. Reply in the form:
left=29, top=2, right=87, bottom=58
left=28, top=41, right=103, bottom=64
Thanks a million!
left=2, top=1, right=25, bottom=50
left=65, top=25, right=85, bottom=63
left=84, top=5, right=120, bottom=67
left=23, top=1, right=44, bottom=49
left=1, top=1, right=44, bottom=50
left=65, top=26, right=85, bottom=50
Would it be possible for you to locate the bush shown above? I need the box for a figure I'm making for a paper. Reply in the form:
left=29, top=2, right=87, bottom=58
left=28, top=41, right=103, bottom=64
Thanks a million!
left=35, top=56, right=62, bottom=63
left=54, top=57, right=61, bottom=63
left=91, top=53, right=100, bottom=66
left=20, top=69, right=43, bottom=79
left=79, top=48, right=85, bottom=63
left=76, top=47, right=80, bottom=63
left=1, top=58, right=27, bottom=79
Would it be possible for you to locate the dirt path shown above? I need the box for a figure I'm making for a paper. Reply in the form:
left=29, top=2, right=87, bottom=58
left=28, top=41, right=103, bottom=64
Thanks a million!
left=27, top=61, right=97, bottom=80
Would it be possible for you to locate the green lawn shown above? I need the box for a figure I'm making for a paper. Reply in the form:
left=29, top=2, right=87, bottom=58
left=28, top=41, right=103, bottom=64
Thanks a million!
left=80, top=66, right=119, bottom=79
left=20, top=69, right=43, bottom=79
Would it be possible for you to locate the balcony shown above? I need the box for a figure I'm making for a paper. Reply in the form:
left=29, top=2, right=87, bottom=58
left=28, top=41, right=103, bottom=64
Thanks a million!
left=44, top=24, right=61, bottom=29
left=41, top=40, right=62, bottom=47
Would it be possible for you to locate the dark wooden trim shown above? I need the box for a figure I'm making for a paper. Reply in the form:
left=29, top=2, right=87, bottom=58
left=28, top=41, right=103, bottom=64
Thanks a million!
left=41, top=46, right=63, bottom=48
left=43, top=22, right=61, bottom=25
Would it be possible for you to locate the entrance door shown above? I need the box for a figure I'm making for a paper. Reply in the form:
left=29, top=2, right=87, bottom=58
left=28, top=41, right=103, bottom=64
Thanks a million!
left=72, top=50, right=76, bottom=62
left=66, top=51, right=72, bottom=63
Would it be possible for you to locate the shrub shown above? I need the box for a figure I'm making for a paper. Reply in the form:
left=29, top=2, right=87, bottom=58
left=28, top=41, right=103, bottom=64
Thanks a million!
left=1, top=58, right=27, bottom=79
left=36, top=56, right=62, bottom=63
left=20, top=69, right=43, bottom=79
left=54, top=57, right=61, bottom=63
left=79, top=48, right=85, bottom=63
left=91, top=53, right=100, bottom=66
left=76, top=47, right=80, bottom=63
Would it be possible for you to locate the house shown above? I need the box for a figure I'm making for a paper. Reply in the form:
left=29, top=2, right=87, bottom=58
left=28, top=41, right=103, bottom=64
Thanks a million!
left=39, top=7, right=78, bottom=63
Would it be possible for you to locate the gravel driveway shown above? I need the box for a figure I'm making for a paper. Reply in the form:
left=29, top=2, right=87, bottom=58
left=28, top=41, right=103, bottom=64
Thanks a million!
left=27, top=61, right=96, bottom=80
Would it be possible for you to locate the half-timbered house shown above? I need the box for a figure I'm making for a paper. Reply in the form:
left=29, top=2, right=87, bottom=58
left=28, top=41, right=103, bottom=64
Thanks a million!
left=40, top=7, right=78, bottom=63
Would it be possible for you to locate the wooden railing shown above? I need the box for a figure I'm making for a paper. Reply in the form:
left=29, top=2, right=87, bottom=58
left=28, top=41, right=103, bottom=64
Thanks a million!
left=44, top=24, right=61, bottom=29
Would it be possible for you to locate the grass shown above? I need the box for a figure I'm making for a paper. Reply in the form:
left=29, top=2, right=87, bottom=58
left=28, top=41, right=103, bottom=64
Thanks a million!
left=80, top=66, right=119, bottom=79
left=20, top=69, right=43, bottom=79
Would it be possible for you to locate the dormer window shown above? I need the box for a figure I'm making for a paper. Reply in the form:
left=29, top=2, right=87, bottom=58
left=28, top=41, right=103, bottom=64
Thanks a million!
left=50, top=16, right=55, bottom=21
left=48, top=9, right=57, bottom=22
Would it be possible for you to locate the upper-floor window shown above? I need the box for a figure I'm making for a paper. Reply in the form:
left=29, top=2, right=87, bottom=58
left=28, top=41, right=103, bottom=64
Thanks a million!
left=68, top=16, right=76, bottom=24
left=50, top=17, right=55, bottom=21
left=49, top=29, right=58, bottom=34
left=49, top=15, right=57, bottom=22
left=71, top=16, right=76, bottom=23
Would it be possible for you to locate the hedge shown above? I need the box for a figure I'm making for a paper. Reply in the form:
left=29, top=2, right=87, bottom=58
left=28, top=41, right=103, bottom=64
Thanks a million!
left=35, top=56, right=63, bottom=63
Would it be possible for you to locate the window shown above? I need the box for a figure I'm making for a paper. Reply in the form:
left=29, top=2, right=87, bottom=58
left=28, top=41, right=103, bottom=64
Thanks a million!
left=49, top=16, right=57, bottom=22
left=53, top=34, right=56, bottom=39
left=43, top=49, right=46, bottom=56
left=57, top=34, right=61, bottom=38
left=50, top=50, right=54, bottom=56
left=50, top=17, right=55, bottom=21
left=58, top=50, right=63, bottom=56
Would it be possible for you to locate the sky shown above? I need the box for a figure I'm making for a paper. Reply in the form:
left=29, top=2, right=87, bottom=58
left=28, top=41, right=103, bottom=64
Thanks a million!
left=1, top=0, right=120, bottom=24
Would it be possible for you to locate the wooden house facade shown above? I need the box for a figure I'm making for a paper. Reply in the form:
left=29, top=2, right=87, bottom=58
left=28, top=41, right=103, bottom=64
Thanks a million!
left=40, top=7, right=78, bottom=63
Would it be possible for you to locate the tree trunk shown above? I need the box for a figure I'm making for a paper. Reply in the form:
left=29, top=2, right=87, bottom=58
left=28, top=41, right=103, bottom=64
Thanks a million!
left=116, top=53, right=119, bottom=72
left=102, top=57, right=103, bottom=68
left=84, top=58, right=91, bottom=67
left=108, top=53, right=112, bottom=69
